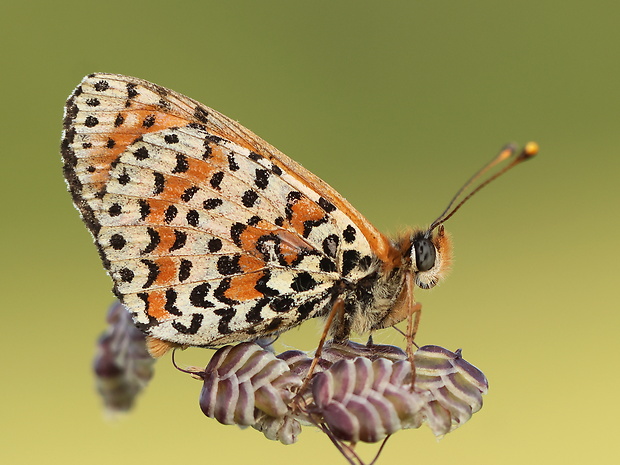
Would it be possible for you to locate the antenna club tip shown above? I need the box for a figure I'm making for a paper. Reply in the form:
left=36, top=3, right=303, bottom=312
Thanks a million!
left=498, top=143, right=518, bottom=161
left=523, top=141, right=539, bottom=158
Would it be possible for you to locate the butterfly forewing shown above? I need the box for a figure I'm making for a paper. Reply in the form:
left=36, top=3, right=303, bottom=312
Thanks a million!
left=62, top=73, right=390, bottom=346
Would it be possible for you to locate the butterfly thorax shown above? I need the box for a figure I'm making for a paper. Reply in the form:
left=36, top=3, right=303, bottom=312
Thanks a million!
left=335, top=227, right=452, bottom=340
left=331, top=253, right=408, bottom=340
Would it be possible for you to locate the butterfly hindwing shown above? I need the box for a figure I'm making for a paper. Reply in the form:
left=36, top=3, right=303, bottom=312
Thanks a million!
left=62, top=73, right=389, bottom=346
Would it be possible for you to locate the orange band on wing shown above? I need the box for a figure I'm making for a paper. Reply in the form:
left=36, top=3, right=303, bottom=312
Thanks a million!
left=225, top=273, right=264, bottom=301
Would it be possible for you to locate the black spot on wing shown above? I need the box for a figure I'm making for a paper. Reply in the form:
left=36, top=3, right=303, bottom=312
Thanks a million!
left=164, top=133, right=179, bottom=144
left=343, top=225, right=356, bottom=243
left=142, top=228, right=160, bottom=254
left=109, top=234, right=126, bottom=250
left=142, top=114, right=155, bottom=128
left=169, top=230, right=187, bottom=252
left=172, top=153, right=189, bottom=173
left=188, top=122, right=207, bottom=131
left=153, top=172, right=165, bottom=195
left=186, top=210, right=199, bottom=227
left=249, top=151, right=263, bottom=161
left=108, top=203, right=122, bottom=217
left=205, top=134, right=223, bottom=144
left=181, top=186, right=199, bottom=202
left=203, top=198, right=223, bottom=210
left=172, top=313, right=204, bottom=335
left=217, top=255, right=241, bottom=275
left=189, top=283, right=214, bottom=308
left=214, top=278, right=238, bottom=306
left=318, top=197, right=336, bottom=213
left=230, top=223, right=247, bottom=248
left=342, top=250, right=361, bottom=276
left=270, top=296, right=294, bottom=313
left=114, top=113, right=125, bottom=127
left=164, top=205, right=178, bottom=224
left=247, top=215, right=261, bottom=226
left=214, top=307, right=236, bottom=335
left=164, top=288, right=182, bottom=315
left=118, top=268, right=134, bottom=283
left=255, top=271, right=280, bottom=297
left=210, top=171, right=224, bottom=190
left=228, top=153, right=239, bottom=171
left=319, top=257, right=337, bottom=273
left=254, top=169, right=270, bottom=189
left=194, top=106, right=210, bottom=123
left=141, top=259, right=159, bottom=288
left=134, top=146, right=149, bottom=160
left=271, top=163, right=283, bottom=176
left=245, top=297, right=269, bottom=323
left=241, top=189, right=259, bottom=207
left=208, top=238, right=222, bottom=253
left=118, top=170, right=130, bottom=186
left=291, top=272, right=318, bottom=292
left=139, top=200, right=150, bottom=220
left=126, top=82, right=139, bottom=98
left=94, top=80, right=109, bottom=91
left=179, top=259, right=192, bottom=282
left=84, top=116, right=99, bottom=127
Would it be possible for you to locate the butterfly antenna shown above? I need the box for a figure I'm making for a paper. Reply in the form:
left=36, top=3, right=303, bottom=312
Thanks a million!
left=428, top=142, right=538, bottom=233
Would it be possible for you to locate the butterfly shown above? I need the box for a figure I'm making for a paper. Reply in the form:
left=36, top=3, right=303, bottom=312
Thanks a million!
left=62, top=73, right=537, bottom=357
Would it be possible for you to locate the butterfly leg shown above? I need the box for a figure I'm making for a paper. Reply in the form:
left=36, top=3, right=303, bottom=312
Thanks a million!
left=404, top=272, right=422, bottom=388
left=311, top=296, right=345, bottom=372
left=293, top=296, right=346, bottom=410
left=405, top=303, right=422, bottom=356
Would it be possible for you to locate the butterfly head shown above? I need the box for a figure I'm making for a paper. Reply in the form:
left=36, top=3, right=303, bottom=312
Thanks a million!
left=408, top=142, right=538, bottom=289
left=409, top=225, right=452, bottom=289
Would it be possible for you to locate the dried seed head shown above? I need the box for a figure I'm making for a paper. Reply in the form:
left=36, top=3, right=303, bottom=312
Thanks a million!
left=414, top=345, right=488, bottom=436
left=197, top=342, right=303, bottom=430
left=93, top=301, right=156, bottom=412
left=312, top=357, right=427, bottom=443
left=253, top=412, right=302, bottom=445
left=189, top=339, right=488, bottom=445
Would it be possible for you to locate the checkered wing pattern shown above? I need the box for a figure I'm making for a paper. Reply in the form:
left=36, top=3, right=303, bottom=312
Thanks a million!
left=62, top=73, right=392, bottom=347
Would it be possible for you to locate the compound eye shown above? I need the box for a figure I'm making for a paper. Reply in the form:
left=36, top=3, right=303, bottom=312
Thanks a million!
left=414, top=238, right=436, bottom=272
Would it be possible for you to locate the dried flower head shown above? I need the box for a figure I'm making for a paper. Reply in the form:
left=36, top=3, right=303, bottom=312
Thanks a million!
left=93, top=303, right=488, bottom=463
left=188, top=339, right=488, bottom=450
left=93, top=301, right=156, bottom=412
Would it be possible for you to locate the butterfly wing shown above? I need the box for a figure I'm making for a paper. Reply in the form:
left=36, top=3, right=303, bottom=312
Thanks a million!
left=62, top=73, right=394, bottom=346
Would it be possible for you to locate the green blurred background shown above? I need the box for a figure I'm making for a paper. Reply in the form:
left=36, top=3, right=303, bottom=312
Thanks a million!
left=2, top=1, right=618, bottom=464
